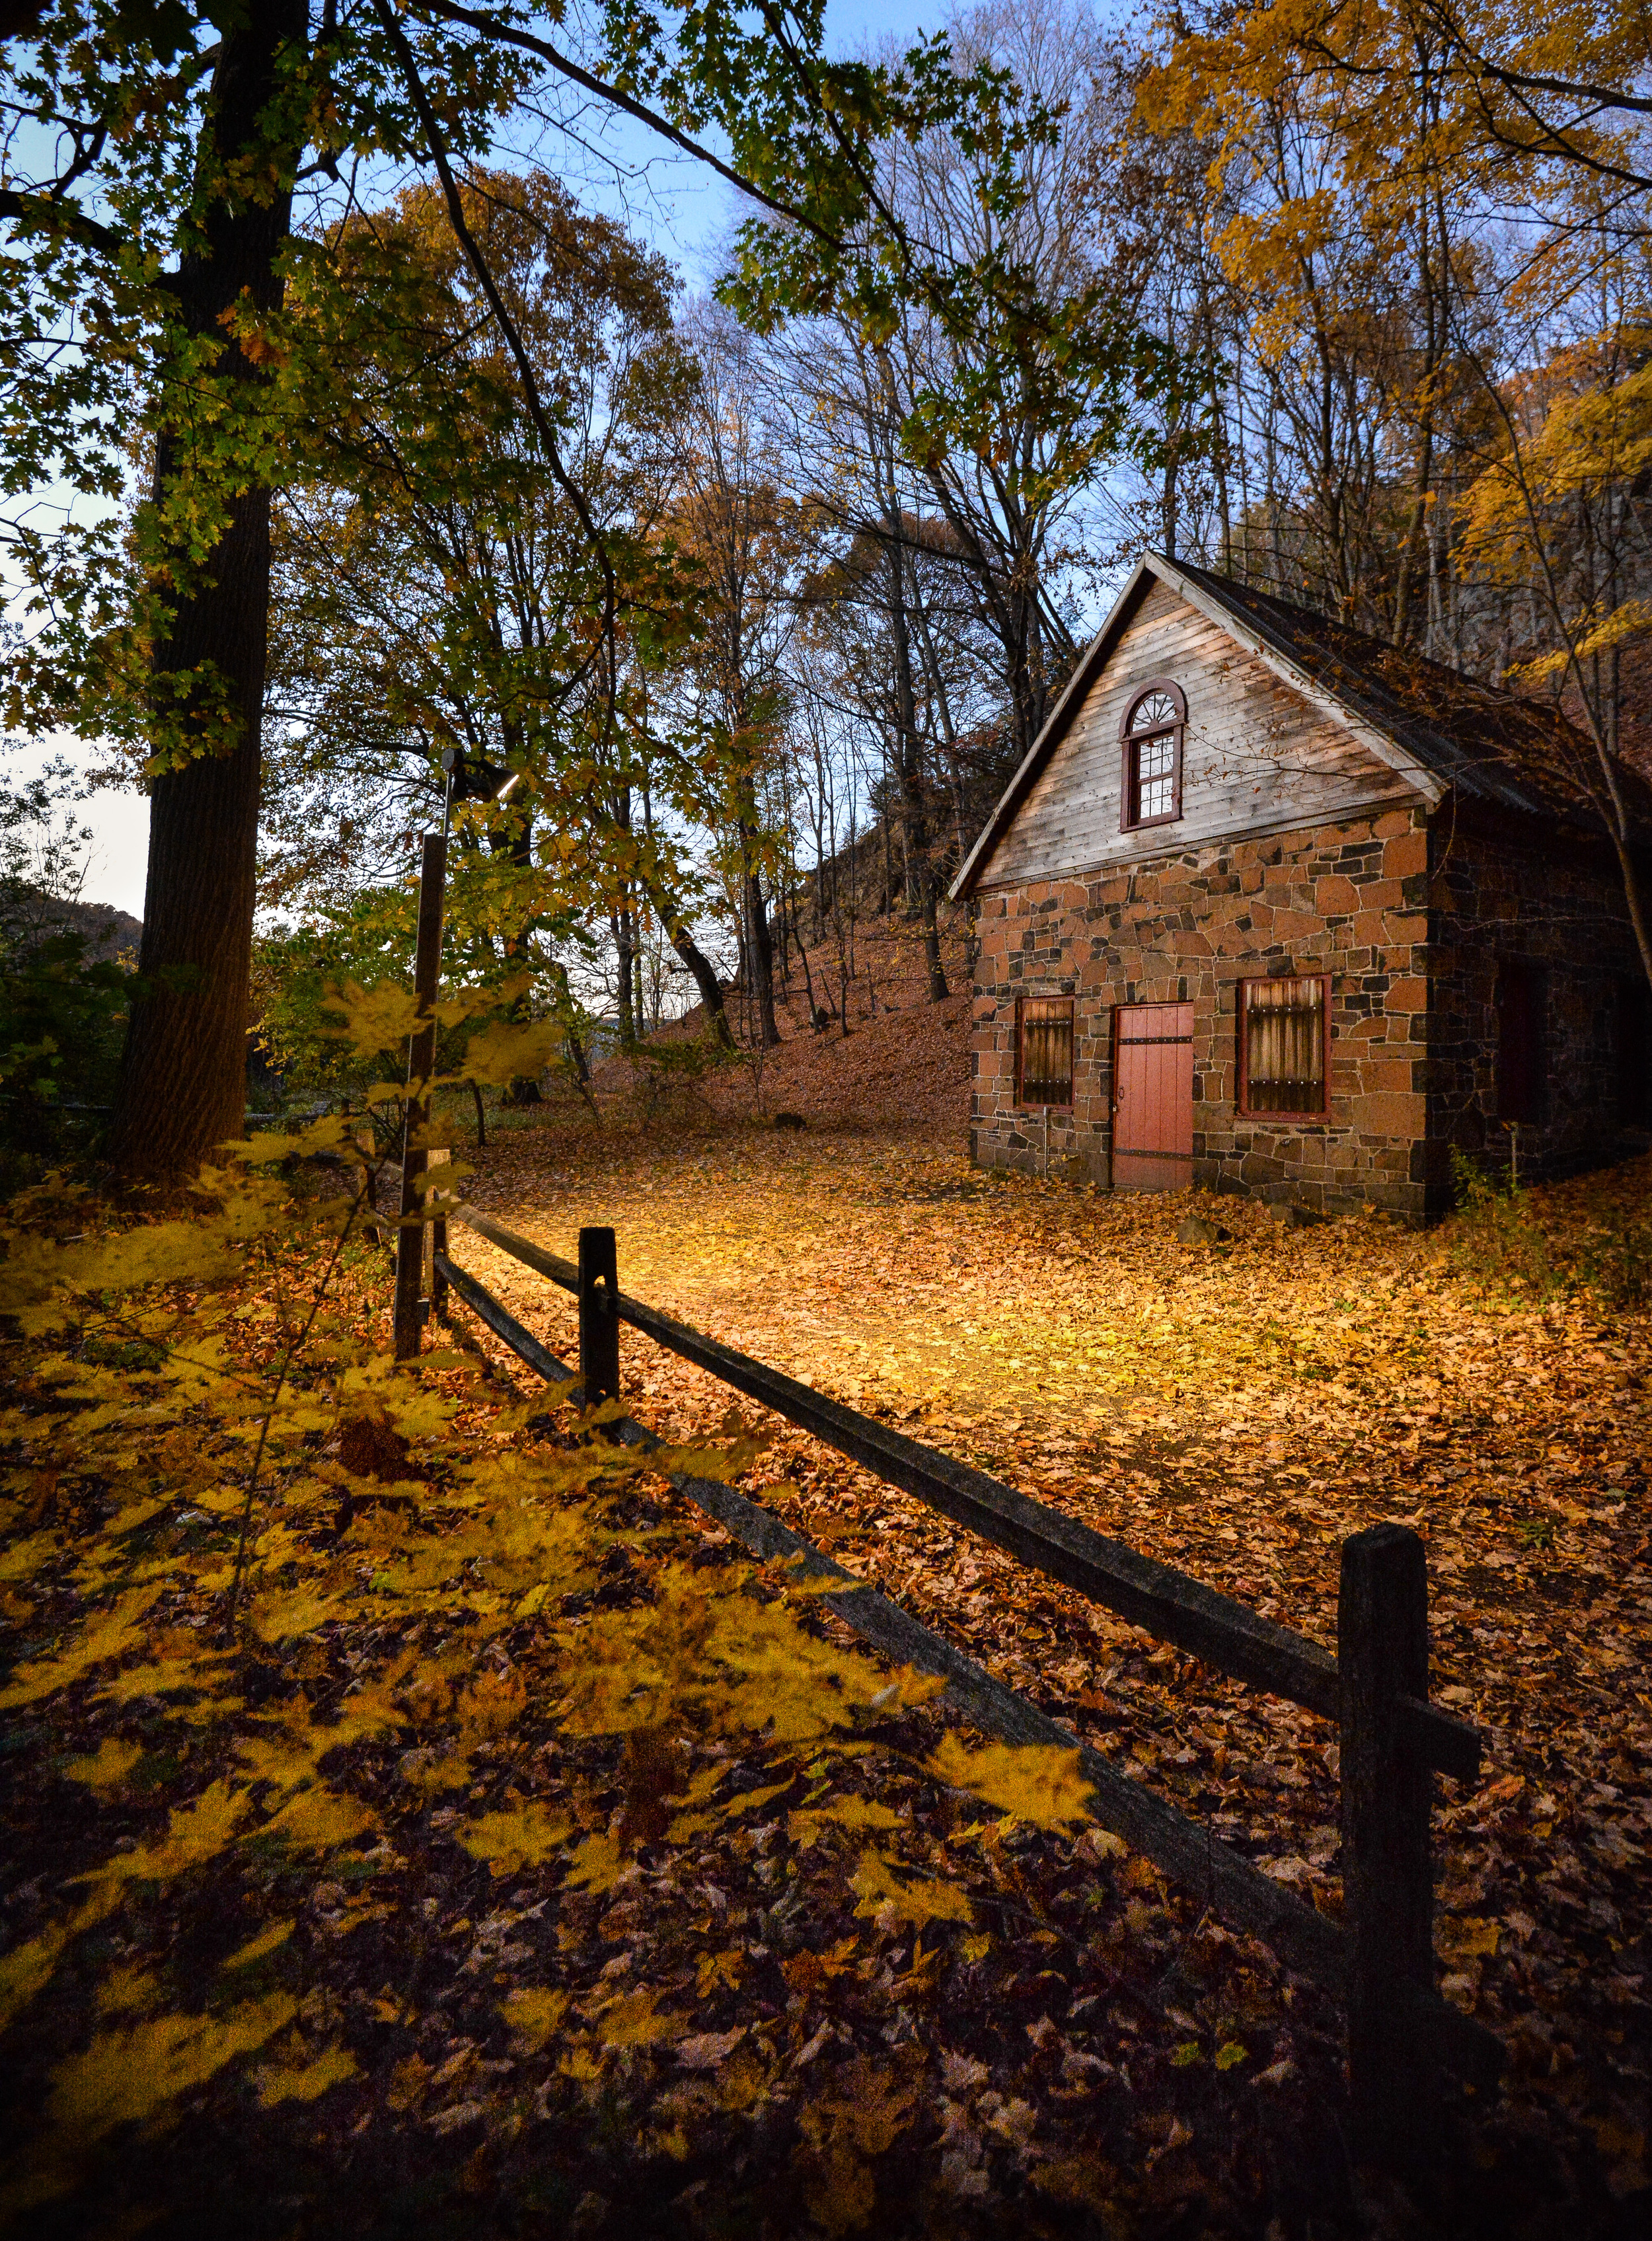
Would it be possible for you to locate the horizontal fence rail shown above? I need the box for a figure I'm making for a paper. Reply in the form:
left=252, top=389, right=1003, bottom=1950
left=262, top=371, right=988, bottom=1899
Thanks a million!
left=432, top=1209, right=1505, bottom=2164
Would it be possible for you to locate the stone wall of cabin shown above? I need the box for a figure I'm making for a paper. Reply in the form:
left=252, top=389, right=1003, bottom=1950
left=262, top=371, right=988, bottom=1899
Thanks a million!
left=969, top=804, right=1435, bottom=1218
left=970, top=800, right=1645, bottom=1217
left=1427, top=809, right=1643, bottom=1187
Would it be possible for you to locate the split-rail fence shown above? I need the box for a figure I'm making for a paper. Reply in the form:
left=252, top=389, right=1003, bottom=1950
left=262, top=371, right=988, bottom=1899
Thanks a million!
left=396, top=1199, right=1505, bottom=2170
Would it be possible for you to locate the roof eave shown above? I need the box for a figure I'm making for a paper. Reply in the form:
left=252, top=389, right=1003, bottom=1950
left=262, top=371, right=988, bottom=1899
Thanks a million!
left=948, top=552, right=1469, bottom=907
left=1154, top=558, right=1448, bottom=809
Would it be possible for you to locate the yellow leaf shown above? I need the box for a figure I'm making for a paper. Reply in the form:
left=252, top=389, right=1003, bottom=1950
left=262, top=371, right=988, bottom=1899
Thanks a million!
left=386, top=2053, right=430, bottom=2111
left=504, top=1987, right=570, bottom=2053
left=250, top=1583, right=347, bottom=1642
left=459, top=1018, right=562, bottom=1090
left=0, top=1926, right=70, bottom=2033
left=236, top=1724, right=319, bottom=1798
left=592, top=1986, right=679, bottom=2047
left=321, top=1674, right=410, bottom=1749
left=48, top=1990, right=297, bottom=2143
left=321, top=978, right=420, bottom=1060
left=0, top=1585, right=165, bottom=1708
left=61, top=1738, right=143, bottom=1792
left=849, top=1847, right=973, bottom=1930
left=220, top=1920, right=294, bottom=1973
left=665, top=1778, right=794, bottom=1844
left=562, top=1829, right=628, bottom=1895
left=0, top=1532, right=57, bottom=1583
left=96, top=1962, right=162, bottom=2016
left=262, top=1784, right=377, bottom=1852
left=925, top=1733, right=1094, bottom=1831
left=78, top=1781, right=249, bottom=1899
left=788, top=1795, right=904, bottom=1849
left=455, top=1803, right=572, bottom=1874
left=98, top=1654, right=229, bottom=1708
left=453, top=1665, right=527, bottom=1742
left=256, top=2039, right=358, bottom=2106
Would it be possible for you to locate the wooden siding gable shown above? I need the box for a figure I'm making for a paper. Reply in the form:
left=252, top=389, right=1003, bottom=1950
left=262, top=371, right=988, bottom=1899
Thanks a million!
left=952, top=556, right=1443, bottom=899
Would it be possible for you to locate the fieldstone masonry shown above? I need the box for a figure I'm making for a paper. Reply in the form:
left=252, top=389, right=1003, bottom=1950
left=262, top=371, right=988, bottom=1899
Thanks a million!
left=969, top=802, right=1641, bottom=1221
left=1427, top=808, right=1643, bottom=1182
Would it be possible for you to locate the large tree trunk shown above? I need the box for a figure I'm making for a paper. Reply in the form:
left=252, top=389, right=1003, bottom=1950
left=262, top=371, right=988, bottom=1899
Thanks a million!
left=110, top=5, right=306, bottom=1177
left=742, top=847, right=781, bottom=1048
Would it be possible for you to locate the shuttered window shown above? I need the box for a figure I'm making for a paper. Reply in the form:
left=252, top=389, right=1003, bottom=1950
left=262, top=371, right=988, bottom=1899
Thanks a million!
left=1240, top=976, right=1329, bottom=1116
left=1018, top=997, right=1074, bottom=1107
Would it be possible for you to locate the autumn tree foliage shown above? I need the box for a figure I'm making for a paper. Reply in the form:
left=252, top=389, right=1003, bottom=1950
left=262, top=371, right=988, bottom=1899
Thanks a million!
left=1139, top=0, right=1652, bottom=977
left=7, top=1, right=1170, bottom=1168
left=0, top=2, right=532, bottom=1173
left=261, top=166, right=733, bottom=1068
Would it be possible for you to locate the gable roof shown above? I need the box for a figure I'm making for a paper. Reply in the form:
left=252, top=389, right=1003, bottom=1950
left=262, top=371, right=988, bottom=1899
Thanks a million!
left=952, top=552, right=1626, bottom=899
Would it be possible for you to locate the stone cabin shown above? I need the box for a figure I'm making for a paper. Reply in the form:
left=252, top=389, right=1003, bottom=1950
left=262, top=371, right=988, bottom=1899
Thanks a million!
left=953, top=554, right=1652, bottom=1221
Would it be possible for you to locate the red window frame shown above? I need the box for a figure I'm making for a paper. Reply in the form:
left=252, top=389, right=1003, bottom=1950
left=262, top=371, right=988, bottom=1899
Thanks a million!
left=1237, top=973, right=1333, bottom=1121
left=1015, top=994, right=1074, bottom=1109
left=1119, top=677, right=1186, bottom=832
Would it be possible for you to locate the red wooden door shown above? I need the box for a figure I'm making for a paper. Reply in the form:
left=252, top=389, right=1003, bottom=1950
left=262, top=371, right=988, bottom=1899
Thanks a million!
left=1112, top=1003, right=1194, bottom=1192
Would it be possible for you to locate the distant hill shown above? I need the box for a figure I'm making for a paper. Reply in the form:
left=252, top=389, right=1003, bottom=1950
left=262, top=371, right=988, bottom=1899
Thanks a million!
left=0, top=884, right=142, bottom=963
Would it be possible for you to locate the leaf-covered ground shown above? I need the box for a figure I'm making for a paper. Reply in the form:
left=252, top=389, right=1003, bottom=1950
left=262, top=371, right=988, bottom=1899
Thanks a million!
left=1, top=1103, right=1648, bottom=2238
left=0, top=1168, right=1377, bottom=2241
left=449, top=1111, right=1652, bottom=2233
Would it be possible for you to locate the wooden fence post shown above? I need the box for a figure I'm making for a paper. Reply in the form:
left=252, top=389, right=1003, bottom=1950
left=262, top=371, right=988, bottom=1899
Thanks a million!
left=578, top=1226, right=619, bottom=1404
left=429, top=1147, right=450, bottom=1322
left=393, top=832, right=447, bottom=1361
left=1339, top=1521, right=1436, bottom=2167
left=430, top=1210, right=449, bottom=1319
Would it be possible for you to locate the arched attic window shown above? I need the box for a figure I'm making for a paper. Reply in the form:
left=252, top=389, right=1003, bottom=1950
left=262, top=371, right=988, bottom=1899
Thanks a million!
left=1119, top=679, right=1186, bottom=832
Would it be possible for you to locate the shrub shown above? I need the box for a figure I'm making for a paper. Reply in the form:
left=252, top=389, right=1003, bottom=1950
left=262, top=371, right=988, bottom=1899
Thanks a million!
left=1446, top=1149, right=1560, bottom=1301
left=1448, top=1149, right=1652, bottom=1309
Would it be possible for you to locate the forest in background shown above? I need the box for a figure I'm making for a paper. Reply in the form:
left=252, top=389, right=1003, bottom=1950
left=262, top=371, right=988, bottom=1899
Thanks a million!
left=2, top=0, right=1650, bottom=1165
left=250, top=0, right=1652, bottom=1092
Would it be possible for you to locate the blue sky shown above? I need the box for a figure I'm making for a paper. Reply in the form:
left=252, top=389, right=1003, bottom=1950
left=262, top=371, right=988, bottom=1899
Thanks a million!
left=4, top=3, right=991, bottom=915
